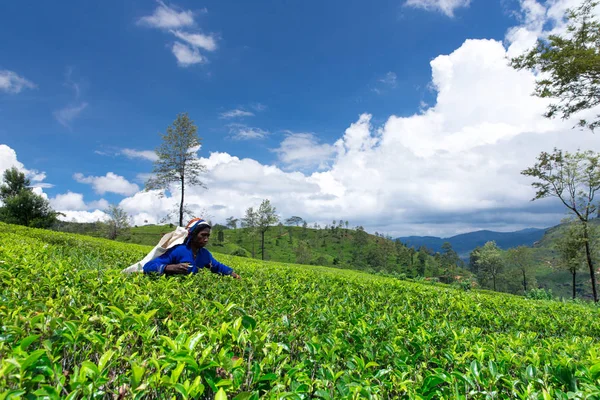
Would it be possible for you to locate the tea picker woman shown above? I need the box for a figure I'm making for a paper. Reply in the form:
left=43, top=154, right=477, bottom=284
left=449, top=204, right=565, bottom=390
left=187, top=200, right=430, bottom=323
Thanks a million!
left=143, top=218, right=241, bottom=279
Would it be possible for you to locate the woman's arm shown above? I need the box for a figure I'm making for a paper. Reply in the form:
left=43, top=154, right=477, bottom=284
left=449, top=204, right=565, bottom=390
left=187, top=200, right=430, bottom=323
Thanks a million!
left=208, top=252, right=239, bottom=277
left=143, top=247, right=185, bottom=275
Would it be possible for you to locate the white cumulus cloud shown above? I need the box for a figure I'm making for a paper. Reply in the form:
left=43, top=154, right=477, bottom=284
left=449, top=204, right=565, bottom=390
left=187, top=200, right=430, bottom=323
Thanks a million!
left=273, top=132, right=336, bottom=170
left=0, top=144, right=52, bottom=190
left=49, top=192, right=109, bottom=212
left=73, top=172, right=140, bottom=196
left=58, top=210, right=108, bottom=223
left=50, top=192, right=88, bottom=211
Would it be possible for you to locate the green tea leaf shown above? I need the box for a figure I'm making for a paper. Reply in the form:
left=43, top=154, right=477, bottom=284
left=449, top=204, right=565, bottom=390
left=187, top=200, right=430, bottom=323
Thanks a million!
left=241, top=315, right=256, bottom=330
left=20, top=349, right=46, bottom=372
left=19, top=334, right=40, bottom=351
left=215, top=388, right=228, bottom=400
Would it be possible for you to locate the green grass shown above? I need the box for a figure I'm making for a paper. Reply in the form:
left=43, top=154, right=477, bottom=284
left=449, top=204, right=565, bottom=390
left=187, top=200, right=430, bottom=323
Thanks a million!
left=2, top=222, right=600, bottom=398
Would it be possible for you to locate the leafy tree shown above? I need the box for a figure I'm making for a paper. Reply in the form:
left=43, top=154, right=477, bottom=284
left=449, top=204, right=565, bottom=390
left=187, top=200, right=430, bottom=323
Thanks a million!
left=242, top=207, right=258, bottom=258
left=379, top=234, right=395, bottom=270
left=441, top=241, right=462, bottom=273
left=407, top=247, right=417, bottom=276
left=0, top=167, right=60, bottom=228
left=145, top=113, right=206, bottom=227
left=511, top=0, right=600, bottom=131
left=351, top=226, right=369, bottom=268
left=394, top=240, right=411, bottom=273
left=504, top=246, right=536, bottom=294
left=257, top=199, right=279, bottom=260
left=556, top=220, right=587, bottom=299
left=469, top=246, right=481, bottom=275
left=217, top=230, right=225, bottom=244
left=284, top=216, right=303, bottom=226
left=226, top=216, right=238, bottom=230
left=0, top=167, right=30, bottom=201
left=294, top=240, right=312, bottom=264
left=417, top=247, right=429, bottom=277
left=365, top=243, right=386, bottom=271
left=522, top=148, right=600, bottom=302
left=104, top=204, right=130, bottom=240
left=476, top=241, right=504, bottom=291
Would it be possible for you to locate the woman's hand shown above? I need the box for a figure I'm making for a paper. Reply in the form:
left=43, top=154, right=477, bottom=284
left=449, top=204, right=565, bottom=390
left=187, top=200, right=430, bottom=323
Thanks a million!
left=231, top=272, right=241, bottom=279
left=164, top=263, right=191, bottom=274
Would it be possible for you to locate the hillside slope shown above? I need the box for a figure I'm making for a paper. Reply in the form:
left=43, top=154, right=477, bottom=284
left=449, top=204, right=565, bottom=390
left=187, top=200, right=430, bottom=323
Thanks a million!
left=2, top=222, right=600, bottom=398
left=116, top=224, right=448, bottom=278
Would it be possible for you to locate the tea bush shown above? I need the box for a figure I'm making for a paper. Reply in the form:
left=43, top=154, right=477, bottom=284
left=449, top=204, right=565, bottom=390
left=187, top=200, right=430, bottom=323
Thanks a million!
left=1, top=222, right=600, bottom=399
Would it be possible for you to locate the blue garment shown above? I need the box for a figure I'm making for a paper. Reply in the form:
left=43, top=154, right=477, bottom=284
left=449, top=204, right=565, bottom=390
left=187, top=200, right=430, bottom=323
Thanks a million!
left=143, top=244, right=234, bottom=276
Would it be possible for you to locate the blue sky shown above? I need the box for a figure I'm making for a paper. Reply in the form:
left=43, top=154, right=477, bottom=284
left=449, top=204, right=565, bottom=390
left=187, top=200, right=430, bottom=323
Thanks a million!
left=1, top=0, right=598, bottom=236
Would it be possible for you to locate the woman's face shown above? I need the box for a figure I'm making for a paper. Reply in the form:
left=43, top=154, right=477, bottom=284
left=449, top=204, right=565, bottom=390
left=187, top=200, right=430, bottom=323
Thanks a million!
left=193, top=227, right=211, bottom=248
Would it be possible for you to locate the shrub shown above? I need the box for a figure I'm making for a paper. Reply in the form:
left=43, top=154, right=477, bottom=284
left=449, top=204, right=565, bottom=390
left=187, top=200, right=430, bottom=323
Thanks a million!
left=230, top=248, right=248, bottom=257
left=526, top=288, right=554, bottom=300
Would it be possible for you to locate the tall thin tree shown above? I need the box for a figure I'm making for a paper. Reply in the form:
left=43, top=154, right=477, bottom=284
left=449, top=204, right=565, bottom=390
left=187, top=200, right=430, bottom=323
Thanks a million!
left=104, top=204, right=131, bottom=240
left=146, top=113, right=206, bottom=227
left=522, top=148, right=600, bottom=302
left=505, top=246, right=535, bottom=294
left=556, top=220, right=586, bottom=300
left=242, top=207, right=258, bottom=258
left=257, top=199, right=279, bottom=260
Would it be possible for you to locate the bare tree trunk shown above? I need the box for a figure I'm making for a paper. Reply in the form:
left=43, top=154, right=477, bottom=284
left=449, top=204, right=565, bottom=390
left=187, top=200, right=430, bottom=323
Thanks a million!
left=493, top=275, right=496, bottom=291
left=522, top=269, right=527, bottom=293
left=261, top=230, right=265, bottom=260
left=179, top=175, right=185, bottom=227
left=583, top=223, right=598, bottom=302
left=572, top=269, right=577, bottom=300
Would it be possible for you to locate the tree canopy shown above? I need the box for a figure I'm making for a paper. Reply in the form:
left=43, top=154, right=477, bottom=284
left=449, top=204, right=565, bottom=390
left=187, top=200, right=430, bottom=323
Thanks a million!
left=0, top=167, right=60, bottom=229
left=511, top=0, right=600, bottom=131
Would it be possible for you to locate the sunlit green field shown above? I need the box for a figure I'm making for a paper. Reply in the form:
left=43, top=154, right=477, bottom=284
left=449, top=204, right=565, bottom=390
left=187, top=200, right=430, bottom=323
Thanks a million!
left=1, top=222, right=600, bottom=399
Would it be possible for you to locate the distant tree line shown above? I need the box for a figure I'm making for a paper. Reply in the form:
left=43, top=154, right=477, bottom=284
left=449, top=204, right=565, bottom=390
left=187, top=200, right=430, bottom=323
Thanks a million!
left=216, top=206, right=475, bottom=284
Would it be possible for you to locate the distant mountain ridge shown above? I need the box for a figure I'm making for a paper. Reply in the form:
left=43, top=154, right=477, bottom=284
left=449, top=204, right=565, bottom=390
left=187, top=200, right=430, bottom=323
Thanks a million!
left=398, top=228, right=548, bottom=259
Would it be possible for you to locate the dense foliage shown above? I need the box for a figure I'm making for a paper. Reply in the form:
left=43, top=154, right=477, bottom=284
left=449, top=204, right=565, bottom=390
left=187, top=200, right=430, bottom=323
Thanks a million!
left=511, top=0, right=600, bottom=131
left=2, top=222, right=600, bottom=398
left=0, top=167, right=60, bottom=229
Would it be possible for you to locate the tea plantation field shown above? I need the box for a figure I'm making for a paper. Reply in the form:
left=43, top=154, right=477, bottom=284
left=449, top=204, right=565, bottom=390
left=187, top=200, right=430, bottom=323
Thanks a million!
left=1, top=223, right=600, bottom=399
